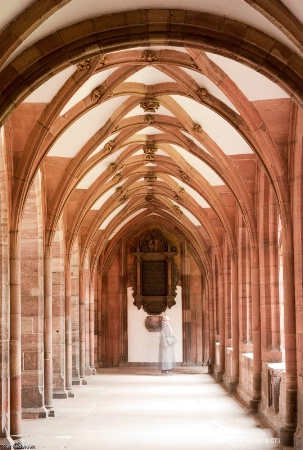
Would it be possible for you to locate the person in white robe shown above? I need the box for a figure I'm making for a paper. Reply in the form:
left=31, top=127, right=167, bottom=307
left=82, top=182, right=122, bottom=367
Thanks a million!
left=159, top=314, right=176, bottom=375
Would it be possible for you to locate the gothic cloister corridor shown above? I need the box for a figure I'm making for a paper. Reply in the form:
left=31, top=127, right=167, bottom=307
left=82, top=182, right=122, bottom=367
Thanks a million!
left=0, top=1, right=303, bottom=449
left=21, top=367, right=291, bottom=450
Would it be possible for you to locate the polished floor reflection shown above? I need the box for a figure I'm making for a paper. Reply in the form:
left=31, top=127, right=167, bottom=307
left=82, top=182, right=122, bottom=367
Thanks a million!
left=21, top=367, right=293, bottom=450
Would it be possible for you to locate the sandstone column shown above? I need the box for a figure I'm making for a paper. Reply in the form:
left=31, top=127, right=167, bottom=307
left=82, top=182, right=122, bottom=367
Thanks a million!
left=231, top=256, right=239, bottom=392
left=293, top=105, right=303, bottom=450
left=10, top=230, right=22, bottom=440
left=0, top=149, right=13, bottom=447
left=181, top=240, right=191, bottom=365
left=52, top=225, right=67, bottom=399
left=44, top=245, right=54, bottom=414
left=280, top=229, right=297, bottom=445
left=65, top=259, right=73, bottom=396
left=250, top=245, right=262, bottom=412
left=89, top=276, right=96, bottom=374
left=79, top=270, right=87, bottom=383
left=217, top=266, right=225, bottom=381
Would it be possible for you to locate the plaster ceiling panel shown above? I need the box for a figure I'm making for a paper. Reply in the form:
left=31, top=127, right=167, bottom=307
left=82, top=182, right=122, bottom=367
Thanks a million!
left=5, top=0, right=299, bottom=67
left=77, top=147, right=125, bottom=189
left=0, top=0, right=33, bottom=31
left=99, top=203, right=127, bottom=230
left=24, top=67, right=76, bottom=103
left=124, top=66, right=176, bottom=84
left=280, top=0, right=303, bottom=23
left=108, top=209, right=146, bottom=239
left=137, top=127, right=164, bottom=135
left=171, top=144, right=224, bottom=186
left=181, top=67, right=239, bottom=113
left=170, top=176, right=210, bottom=208
left=206, top=54, right=290, bottom=101
left=60, top=68, right=118, bottom=116
left=156, top=149, right=169, bottom=156
left=49, top=97, right=129, bottom=157
left=135, top=46, right=188, bottom=53
left=172, top=95, right=253, bottom=155
left=91, top=185, right=118, bottom=210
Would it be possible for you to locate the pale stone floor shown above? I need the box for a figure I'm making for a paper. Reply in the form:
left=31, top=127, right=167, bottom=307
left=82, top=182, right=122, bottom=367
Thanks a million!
left=21, top=367, right=294, bottom=450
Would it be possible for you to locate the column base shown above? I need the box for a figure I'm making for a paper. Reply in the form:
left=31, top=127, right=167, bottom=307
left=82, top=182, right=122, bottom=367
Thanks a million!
left=80, top=378, right=88, bottom=385
left=53, top=389, right=68, bottom=399
left=294, top=426, right=303, bottom=450
left=0, top=435, right=15, bottom=450
left=10, top=434, right=23, bottom=442
left=72, top=377, right=81, bottom=385
left=216, top=370, right=224, bottom=382
left=85, top=367, right=93, bottom=376
left=22, top=406, right=48, bottom=419
left=67, top=390, right=75, bottom=398
left=47, top=408, right=55, bottom=417
left=91, top=366, right=96, bottom=375
left=228, top=381, right=238, bottom=393
left=280, top=426, right=295, bottom=446
left=249, top=398, right=260, bottom=414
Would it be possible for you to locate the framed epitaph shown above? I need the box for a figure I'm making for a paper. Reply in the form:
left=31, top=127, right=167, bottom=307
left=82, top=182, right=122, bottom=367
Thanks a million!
left=129, top=229, right=179, bottom=315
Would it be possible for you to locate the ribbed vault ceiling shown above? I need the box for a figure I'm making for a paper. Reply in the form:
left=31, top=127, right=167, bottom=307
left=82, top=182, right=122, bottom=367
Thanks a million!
left=1, top=0, right=302, bottom=269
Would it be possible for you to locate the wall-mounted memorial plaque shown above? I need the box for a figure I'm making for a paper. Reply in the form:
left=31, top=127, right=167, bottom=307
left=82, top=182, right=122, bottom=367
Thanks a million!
left=141, top=260, right=167, bottom=296
left=129, top=228, right=179, bottom=314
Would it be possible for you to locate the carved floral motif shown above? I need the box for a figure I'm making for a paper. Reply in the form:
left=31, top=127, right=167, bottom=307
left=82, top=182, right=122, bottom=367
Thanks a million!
left=77, top=59, right=91, bottom=71
left=139, top=228, right=168, bottom=252
left=179, top=170, right=189, bottom=182
left=145, top=114, right=155, bottom=124
left=193, top=123, right=202, bottom=133
left=140, top=99, right=160, bottom=113
left=104, top=140, right=115, bottom=153
left=197, top=87, right=208, bottom=99
left=91, top=86, right=104, bottom=101
left=173, top=205, right=183, bottom=216
left=141, top=51, right=158, bottom=62
left=145, top=194, right=155, bottom=202
left=113, top=173, right=122, bottom=183
left=144, top=175, right=157, bottom=183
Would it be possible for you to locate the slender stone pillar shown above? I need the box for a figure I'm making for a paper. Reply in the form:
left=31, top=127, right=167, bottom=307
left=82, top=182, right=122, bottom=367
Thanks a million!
left=65, top=259, right=74, bottom=396
left=52, top=226, right=67, bottom=399
left=89, top=276, right=96, bottom=374
left=217, top=266, right=225, bottom=381
left=97, top=268, right=103, bottom=366
left=208, top=251, right=216, bottom=372
left=0, top=225, right=14, bottom=448
left=230, top=257, right=239, bottom=392
left=201, top=274, right=209, bottom=366
left=44, top=246, right=54, bottom=415
left=181, top=240, right=191, bottom=365
left=10, top=230, right=22, bottom=440
left=79, top=270, right=87, bottom=383
left=71, top=244, right=80, bottom=385
left=293, top=106, right=303, bottom=450
left=250, top=246, right=262, bottom=412
left=280, top=233, right=297, bottom=445
left=85, top=269, right=92, bottom=376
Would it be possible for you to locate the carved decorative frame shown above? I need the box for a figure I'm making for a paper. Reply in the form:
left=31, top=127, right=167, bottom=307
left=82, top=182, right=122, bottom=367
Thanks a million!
left=129, top=229, right=179, bottom=315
